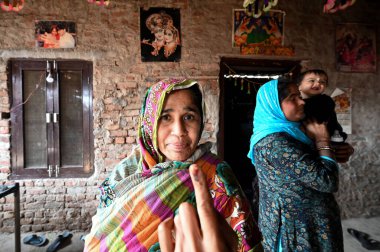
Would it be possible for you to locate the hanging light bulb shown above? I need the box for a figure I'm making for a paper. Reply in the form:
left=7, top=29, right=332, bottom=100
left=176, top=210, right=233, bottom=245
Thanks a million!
left=46, top=61, right=54, bottom=83
left=46, top=72, right=54, bottom=83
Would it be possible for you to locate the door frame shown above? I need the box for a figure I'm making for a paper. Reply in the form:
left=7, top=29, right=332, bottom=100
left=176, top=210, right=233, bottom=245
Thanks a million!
left=218, top=56, right=305, bottom=158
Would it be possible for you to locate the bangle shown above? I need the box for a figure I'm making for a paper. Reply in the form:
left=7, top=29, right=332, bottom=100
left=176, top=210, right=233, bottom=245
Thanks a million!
left=316, top=142, right=330, bottom=148
left=317, top=146, right=335, bottom=152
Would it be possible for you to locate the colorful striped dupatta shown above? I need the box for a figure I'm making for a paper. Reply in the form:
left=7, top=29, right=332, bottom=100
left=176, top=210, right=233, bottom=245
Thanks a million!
left=84, top=149, right=262, bottom=252
left=85, top=79, right=262, bottom=251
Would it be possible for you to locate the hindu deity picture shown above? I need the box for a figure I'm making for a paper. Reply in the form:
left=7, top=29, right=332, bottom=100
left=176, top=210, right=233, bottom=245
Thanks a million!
left=232, top=9, right=285, bottom=48
left=140, top=7, right=181, bottom=62
left=336, top=23, right=376, bottom=73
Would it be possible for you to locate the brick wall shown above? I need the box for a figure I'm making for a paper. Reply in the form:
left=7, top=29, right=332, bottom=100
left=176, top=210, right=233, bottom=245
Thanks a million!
left=0, top=0, right=379, bottom=233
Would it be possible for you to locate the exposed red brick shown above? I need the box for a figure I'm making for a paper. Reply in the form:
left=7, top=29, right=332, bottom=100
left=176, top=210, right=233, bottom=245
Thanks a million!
left=0, top=167, right=10, bottom=173
left=0, top=127, right=9, bottom=134
left=117, top=82, right=137, bottom=89
left=105, top=104, right=122, bottom=111
left=109, top=130, right=128, bottom=137
left=114, top=137, right=125, bottom=144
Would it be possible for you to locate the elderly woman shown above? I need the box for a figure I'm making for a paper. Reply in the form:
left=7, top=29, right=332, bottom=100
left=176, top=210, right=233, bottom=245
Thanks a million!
left=85, top=79, right=262, bottom=252
left=247, top=79, right=343, bottom=251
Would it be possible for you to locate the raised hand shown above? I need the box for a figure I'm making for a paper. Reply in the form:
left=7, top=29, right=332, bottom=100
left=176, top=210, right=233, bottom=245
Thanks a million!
left=158, top=164, right=238, bottom=252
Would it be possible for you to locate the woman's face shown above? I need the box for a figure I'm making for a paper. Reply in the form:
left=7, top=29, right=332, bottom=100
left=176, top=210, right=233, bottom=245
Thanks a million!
left=164, top=29, right=175, bottom=43
left=281, top=83, right=305, bottom=122
left=157, top=89, right=202, bottom=162
left=51, top=28, right=58, bottom=36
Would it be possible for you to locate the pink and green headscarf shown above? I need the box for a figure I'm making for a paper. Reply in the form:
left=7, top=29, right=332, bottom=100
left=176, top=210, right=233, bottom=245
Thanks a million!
left=138, top=78, right=202, bottom=171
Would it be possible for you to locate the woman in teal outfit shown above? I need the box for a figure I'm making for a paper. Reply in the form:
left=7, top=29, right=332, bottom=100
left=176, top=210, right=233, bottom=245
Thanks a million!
left=248, top=79, right=343, bottom=251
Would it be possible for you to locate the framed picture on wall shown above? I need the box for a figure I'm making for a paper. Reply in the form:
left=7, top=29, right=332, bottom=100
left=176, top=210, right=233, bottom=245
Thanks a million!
left=232, top=9, right=285, bottom=48
left=35, top=21, right=76, bottom=49
left=331, top=88, right=352, bottom=134
left=336, top=23, right=376, bottom=73
left=140, top=7, right=181, bottom=62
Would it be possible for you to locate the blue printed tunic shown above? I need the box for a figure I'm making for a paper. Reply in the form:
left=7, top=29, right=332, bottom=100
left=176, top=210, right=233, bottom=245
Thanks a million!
left=254, top=132, right=343, bottom=252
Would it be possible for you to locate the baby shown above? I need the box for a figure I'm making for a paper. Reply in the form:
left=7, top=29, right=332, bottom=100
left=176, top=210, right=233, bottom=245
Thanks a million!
left=297, top=69, right=347, bottom=141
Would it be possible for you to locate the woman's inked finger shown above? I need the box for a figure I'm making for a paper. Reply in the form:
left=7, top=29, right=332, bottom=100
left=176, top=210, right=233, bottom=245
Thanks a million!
left=189, top=164, right=217, bottom=231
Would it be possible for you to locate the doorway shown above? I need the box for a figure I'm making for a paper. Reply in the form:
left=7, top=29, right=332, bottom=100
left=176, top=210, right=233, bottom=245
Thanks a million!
left=218, top=56, right=302, bottom=215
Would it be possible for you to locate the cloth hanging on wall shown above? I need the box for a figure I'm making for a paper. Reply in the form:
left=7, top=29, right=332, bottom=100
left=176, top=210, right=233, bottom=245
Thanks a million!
left=87, top=0, right=110, bottom=6
left=323, top=0, right=356, bottom=13
left=243, top=0, right=278, bottom=18
left=0, top=0, right=24, bottom=12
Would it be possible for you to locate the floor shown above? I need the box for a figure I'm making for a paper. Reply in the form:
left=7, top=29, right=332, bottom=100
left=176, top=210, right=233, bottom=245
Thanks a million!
left=342, top=216, right=380, bottom=252
left=0, top=231, right=85, bottom=252
left=0, top=216, right=379, bottom=251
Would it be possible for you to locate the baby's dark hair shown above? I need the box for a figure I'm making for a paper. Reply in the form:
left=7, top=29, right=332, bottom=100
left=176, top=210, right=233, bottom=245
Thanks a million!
left=296, top=69, right=328, bottom=86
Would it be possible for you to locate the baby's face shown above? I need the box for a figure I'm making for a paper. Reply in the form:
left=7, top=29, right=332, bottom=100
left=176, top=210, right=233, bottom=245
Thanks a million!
left=299, top=73, right=328, bottom=98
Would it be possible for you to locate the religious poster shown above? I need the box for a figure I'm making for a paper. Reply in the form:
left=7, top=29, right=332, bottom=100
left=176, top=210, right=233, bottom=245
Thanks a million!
left=336, top=23, right=376, bottom=73
left=35, top=21, right=76, bottom=49
left=140, top=7, right=181, bottom=62
left=331, top=87, right=352, bottom=134
left=232, top=9, right=285, bottom=48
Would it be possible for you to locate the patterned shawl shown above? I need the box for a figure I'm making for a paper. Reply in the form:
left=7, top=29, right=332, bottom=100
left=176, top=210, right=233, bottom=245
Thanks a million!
left=85, top=79, right=262, bottom=252
left=247, top=79, right=313, bottom=165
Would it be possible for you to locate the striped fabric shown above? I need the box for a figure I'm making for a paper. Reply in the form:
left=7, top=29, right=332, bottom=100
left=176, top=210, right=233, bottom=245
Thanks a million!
left=85, top=79, right=262, bottom=251
left=85, top=151, right=262, bottom=252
